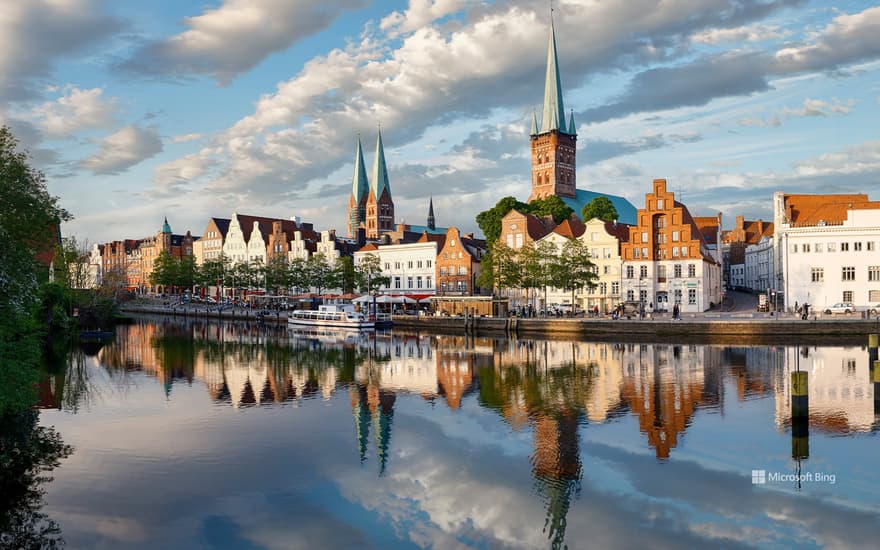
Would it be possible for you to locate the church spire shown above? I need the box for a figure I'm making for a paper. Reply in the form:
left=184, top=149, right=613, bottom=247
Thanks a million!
left=530, top=109, right=538, bottom=135
left=161, top=216, right=171, bottom=234
left=427, top=197, right=436, bottom=230
left=568, top=109, right=576, bottom=136
left=351, top=136, right=369, bottom=203
left=372, top=129, right=391, bottom=200
left=540, top=16, right=567, bottom=134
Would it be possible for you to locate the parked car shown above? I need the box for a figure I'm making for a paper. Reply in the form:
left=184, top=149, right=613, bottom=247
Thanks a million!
left=824, top=302, right=855, bottom=314
left=868, top=303, right=880, bottom=315
left=204, top=296, right=217, bottom=304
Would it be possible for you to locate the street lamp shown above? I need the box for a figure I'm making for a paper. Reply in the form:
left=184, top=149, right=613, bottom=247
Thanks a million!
left=639, top=275, right=645, bottom=319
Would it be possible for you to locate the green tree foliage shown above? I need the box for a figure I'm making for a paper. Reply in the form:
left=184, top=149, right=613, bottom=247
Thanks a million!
left=148, top=251, right=177, bottom=289
left=52, top=236, right=91, bottom=290
left=287, top=257, right=308, bottom=294
left=355, top=253, right=389, bottom=294
left=304, top=253, right=338, bottom=295
left=335, top=256, right=357, bottom=294
left=199, top=254, right=230, bottom=290
left=581, top=196, right=619, bottom=223
left=264, top=255, right=290, bottom=293
left=528, top=195, right=573, bottom=224
left=476, top=196, right=523, bottom=246
left=547, top=238, right=598, bottom=309
left=0, top=126, right=71, bottom=414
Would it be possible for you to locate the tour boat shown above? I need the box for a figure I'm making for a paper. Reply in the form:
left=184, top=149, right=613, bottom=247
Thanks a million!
left=287, top=304, right=375, bottom=329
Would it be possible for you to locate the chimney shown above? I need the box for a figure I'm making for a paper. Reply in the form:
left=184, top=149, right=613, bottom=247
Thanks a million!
left=290, top=215, right=301, bottom=225
left=757, top=219, right=764, bottom=235
left=736, top=215, right=744, bottom=229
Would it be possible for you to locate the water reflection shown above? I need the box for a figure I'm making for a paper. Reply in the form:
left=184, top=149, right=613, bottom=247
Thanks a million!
left=37, top=318, right=880, bottom=549
left=0, top=410, right=72, bottom=548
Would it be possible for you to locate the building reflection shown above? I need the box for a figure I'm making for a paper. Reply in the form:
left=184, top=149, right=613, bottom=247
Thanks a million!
left=46, top=319, right=878, bottom=549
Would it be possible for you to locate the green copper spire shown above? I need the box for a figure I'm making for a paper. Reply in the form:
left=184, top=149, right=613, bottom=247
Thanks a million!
left=351, top=136, right=369, bottom=203
left=371, top=129, right=391, bottom=200
left=568, top=109, right=576, bottom=136
left=161, top=216, right=172, bottom=234
left=540, top=17, right=567, bottom=134
left=531, top=109, right=538, bottom=135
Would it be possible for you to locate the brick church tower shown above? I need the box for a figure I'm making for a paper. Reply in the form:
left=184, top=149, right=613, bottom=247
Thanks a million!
left=529, top=17, right=577, bottom=202
left=364, top=130, right=395, bottom=239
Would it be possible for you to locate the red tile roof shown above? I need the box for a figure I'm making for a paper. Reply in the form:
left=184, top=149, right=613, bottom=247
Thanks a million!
left=782, top=193, right=879, bottom=226
left=552, top=217, right=586, bottom=239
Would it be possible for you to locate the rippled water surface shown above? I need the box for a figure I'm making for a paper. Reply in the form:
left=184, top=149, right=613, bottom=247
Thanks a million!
left=29, top=318, right=880, bottom=548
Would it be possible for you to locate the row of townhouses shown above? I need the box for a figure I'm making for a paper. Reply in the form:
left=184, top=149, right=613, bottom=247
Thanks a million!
left=83, top=17, right=878, bottom=315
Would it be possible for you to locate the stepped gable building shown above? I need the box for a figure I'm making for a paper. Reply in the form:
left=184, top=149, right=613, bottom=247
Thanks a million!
left=526, top=16, right=637, bottom=225
left=195, top=217, right=230, bottom=265
left=620, top=179, right=722, bottom=312
left=722, top=216, right=774, bottom=290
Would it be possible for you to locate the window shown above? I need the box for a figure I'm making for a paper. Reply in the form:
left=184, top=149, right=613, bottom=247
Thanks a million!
left=642, top=247, right=648, bottom=258
left=641, top=232, right=648, bottom=242
left=426, top=276, right=432, bottom=288
left=394, top=277, right=401, bottom=289
left=841, top=242, right=849, bottom=252
left=672, top=247, right=679, bottom=257
left=868, top=266, right=880, bottom=282
left=688, top=264, right=696, bottom=278
left=407, top=277, right=414, bottom=288
left=672, top=231, right=680, bottom=242
left=639, top=290, right=647, bottom=303
left=842, top=266, right=855, bottom=281
left=417, top=260, right=423, bottom=268
left=439, top=267, right=446, bottom=276
left=426, top=260, right=432, bottom=268
left=674, top=264, right=682, bottom=278
left=688, top=289, right=697, bottom=305
left=640, top=265, right=648, bottom=278
left=591, top=232, right=599, bottom=242
left=599, top=282, right=607, bottom=294
left=633, top=248, right=641, bottom=259
left=815, top=243, right=823, bottom=253
left=657, top=199, right=664, bottom=209
left=802, top=243, right=810, bottom=253
left=458, top=266, right=467, bottom=275
left=604, top=247, right=611, bottom=258
left=657, top=265, right=667, bottom=281
left=457, top=281, right=467, bottom=292
left=674, top=289, right=682, bottom=304
left=854, top=242, right=863, bottom=251
left=612, top=282, right=619, bottom=295
left=395, top=262, right=401, bottom=269
left=515, top=234, right=523, bottom=249
left=603, top=265, right=610, bottom=275
left=827, top=242, right=836, bottom=252
left=790, top=244, right=798, bottom=253
left=681, top=246, right=688, bottom=257
left=811, top=268, right=824, bottom=282
left=506, top=234, right=514, bottom=248
left=627, top=290, right=635, bottom=301
left=868, top=242, right=875, bottom=252
left=408, top=261, right=413, bottom=269
left=843, top=290, right=853, bottom=302
left=440, top=282, right=447, bottom=292
left=626, top=266, right=634, bottom=279
left=416, top=276, right=423, bottom=289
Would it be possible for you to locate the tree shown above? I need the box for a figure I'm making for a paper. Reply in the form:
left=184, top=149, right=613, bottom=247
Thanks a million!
left=528, top=195, right=573, bottom=224
left=355, top=253, right=389, bottom=294
left=287, top=257, right=308, bottom=294
left=53, top=237, right=91, bottom=290
left=148, top=250, right=177, bottom=291
left=476, top=196, right=524, bottom=247
left=265, top=255, right=290, bottom=294
left=176, top=255, right=198, bottom=292
left=199, top=254, right=230, bottom=297
left=335, top=256, right=357, bottom=294
left=547, top=238, right=598, bottom=312
left=581, top=196, right=618, bottom=223
left=304, top=253, right=338, bottom=295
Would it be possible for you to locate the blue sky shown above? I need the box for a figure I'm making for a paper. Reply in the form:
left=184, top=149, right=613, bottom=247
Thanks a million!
left=2, top=0, right=879, bottom=243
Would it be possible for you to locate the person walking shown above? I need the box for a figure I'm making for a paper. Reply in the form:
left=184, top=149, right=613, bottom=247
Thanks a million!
left=673, top=303, right=680, bottom=321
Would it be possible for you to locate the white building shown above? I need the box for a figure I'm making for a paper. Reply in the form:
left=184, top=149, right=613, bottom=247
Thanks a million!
left=744, top=236, right=774, bottom=294
left=354, top=240, right=438, bottom=295
left=774, top=192, right=880, bottom=311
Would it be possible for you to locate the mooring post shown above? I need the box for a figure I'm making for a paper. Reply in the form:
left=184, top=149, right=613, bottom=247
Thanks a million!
left=791, top=369, right=809, bottom=459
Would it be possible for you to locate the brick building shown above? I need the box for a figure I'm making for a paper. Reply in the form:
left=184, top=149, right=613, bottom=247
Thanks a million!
left=620, top=179, right=722, bottom=312
left=436, top=227, right=487, bottom=296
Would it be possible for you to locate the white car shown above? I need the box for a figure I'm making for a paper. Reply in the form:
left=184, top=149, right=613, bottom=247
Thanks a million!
left=868, top=303, right=880, bottom=315
left=824, top=302, right=855, bottom=314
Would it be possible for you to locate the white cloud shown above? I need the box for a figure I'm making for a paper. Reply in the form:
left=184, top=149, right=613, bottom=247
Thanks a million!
left=170, top=133, right=204, bottom=144
left=30, top=86, right=118, bottom=138
left=381, top=0, right=466, bottom=36
left=0, top=0, right=123, bottom=101
left=774, top=6, right=880, bottom=72
left=738, top=115, right=781, bottom=127
left=780, top=97, right=855, bottom=117
left=692, top=23, right=788, bottom=44
left=122, top=0, right=363, bottom=84
left=82, top=126, right=163, bottom=175
left=794, top=140, right=880, bottom=177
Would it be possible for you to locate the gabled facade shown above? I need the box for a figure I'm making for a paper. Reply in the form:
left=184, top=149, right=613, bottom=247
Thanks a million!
left=620, top=179, right=722, bottom=312
left=579, top=218, right=629, bottom=313
left=436, top=227, right=487, bottom=296
left=499, top=209, right=553, bottom=250
left=722, top=216, right=774, bottom=290
left=197, top=217, right=230, bottom=265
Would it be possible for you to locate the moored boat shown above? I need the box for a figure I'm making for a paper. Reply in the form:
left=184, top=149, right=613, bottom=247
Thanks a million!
left=287, top=304, right=374, bottom=329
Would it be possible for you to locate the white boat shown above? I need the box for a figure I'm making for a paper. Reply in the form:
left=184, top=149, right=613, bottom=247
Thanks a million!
left=287, top=304, right=375, bottom=329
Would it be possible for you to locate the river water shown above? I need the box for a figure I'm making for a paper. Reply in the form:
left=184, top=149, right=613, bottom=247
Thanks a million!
left=28, top=317, right=880, bottom=548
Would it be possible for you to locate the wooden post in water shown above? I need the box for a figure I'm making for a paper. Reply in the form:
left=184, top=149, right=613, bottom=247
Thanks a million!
left=874, top=360, right=880, bottom=416
left=869, top=334, right=879, bottom=370
left=791, top=370, right=809, bottom=460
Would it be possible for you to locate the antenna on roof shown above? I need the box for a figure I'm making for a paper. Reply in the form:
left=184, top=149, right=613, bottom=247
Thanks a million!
left=677, top=183, right=684, bottom=203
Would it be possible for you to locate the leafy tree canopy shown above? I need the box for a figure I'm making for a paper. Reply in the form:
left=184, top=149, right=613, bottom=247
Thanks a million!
left=581, top=196, right=619, bottom=223
left=476, top=195, right=574, bottom=247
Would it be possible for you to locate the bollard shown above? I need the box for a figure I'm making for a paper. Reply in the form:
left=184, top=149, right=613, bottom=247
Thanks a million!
left=791, top=370, right=809, bottom=459
left=869, top=334, right=879, bottom=368
left=875, top=360, right=880, bottom=415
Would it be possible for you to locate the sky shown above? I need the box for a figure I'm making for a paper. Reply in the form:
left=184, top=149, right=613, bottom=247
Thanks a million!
left=2, top=0, right=879, bottom=243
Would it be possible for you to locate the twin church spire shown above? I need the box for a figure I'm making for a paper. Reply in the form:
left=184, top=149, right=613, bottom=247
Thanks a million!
left=349, top=130, right=395, bottom=239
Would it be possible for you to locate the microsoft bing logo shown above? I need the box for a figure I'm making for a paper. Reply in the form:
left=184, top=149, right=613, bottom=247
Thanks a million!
left=752, top=470, right=766, bottom=484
